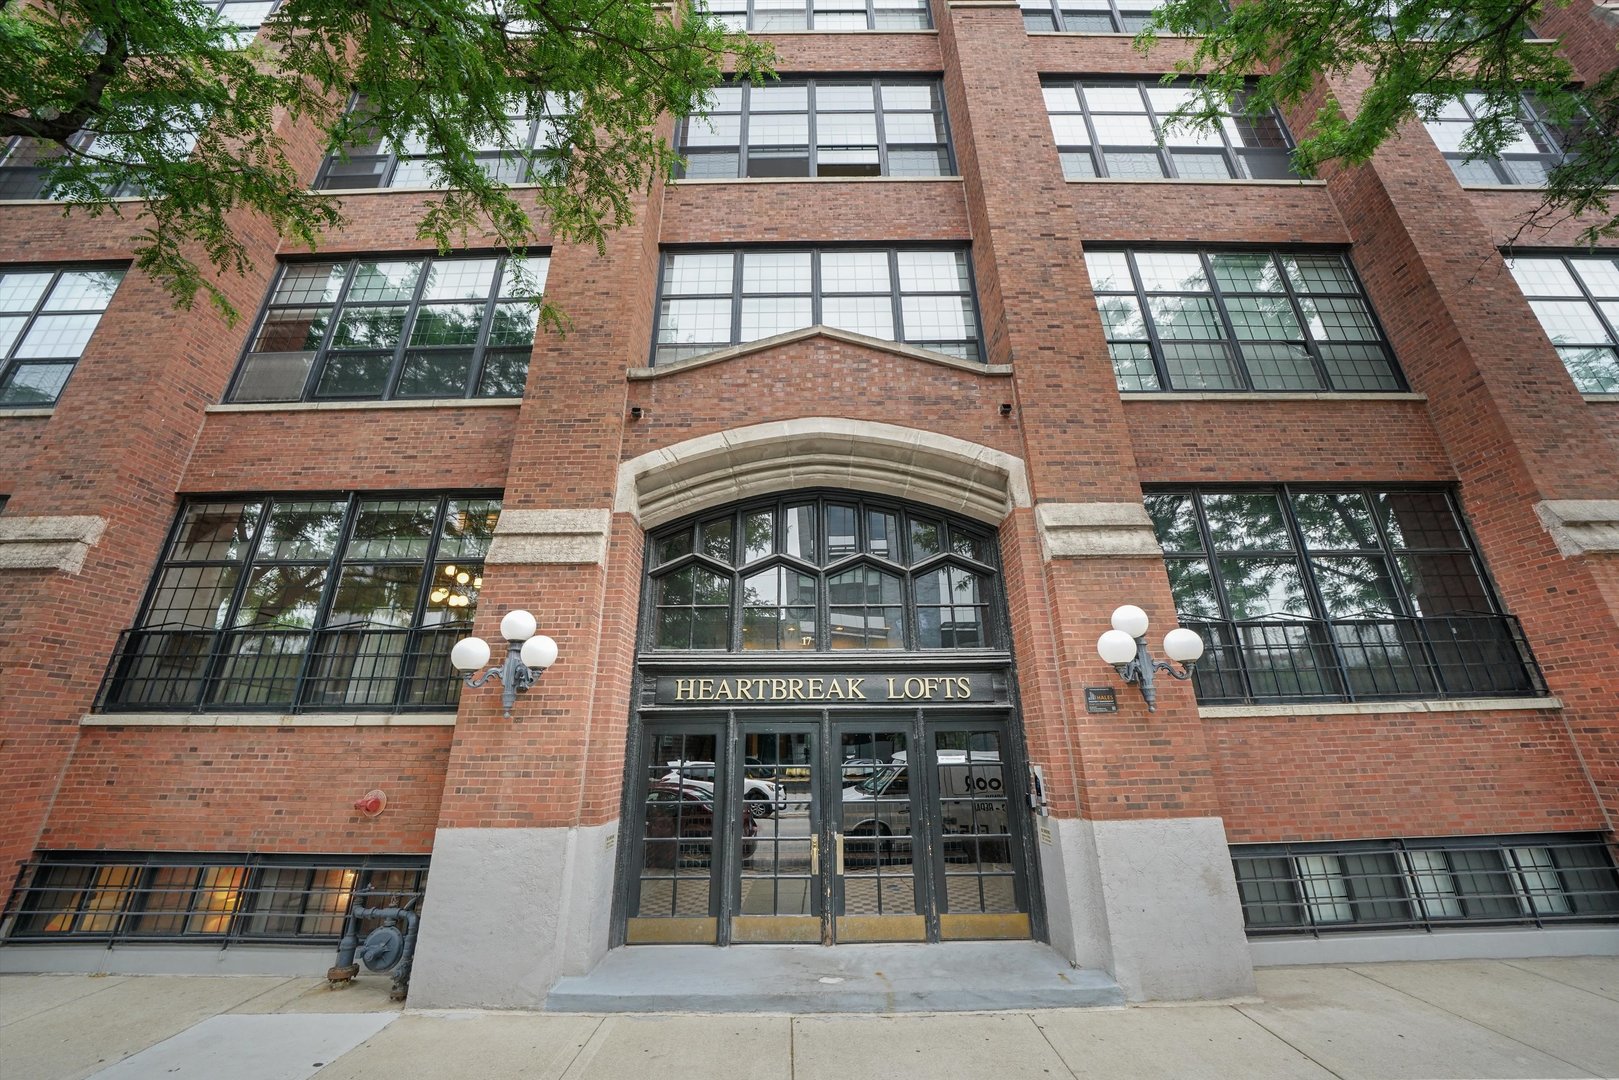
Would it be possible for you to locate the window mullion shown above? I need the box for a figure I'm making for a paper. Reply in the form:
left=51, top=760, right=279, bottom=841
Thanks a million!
left=872, top=79, right=890, bottom=177
left=1077, top=88, right=1107, bottom=177
left=1124, top=251, right=1174, bottom=391
left=465, top=257, right=504, bottom=398
left=1202, top=252, right=1254, bottom=390
left=380, top=257, right=435, bottom=401
left=292, top=494, right=362, bottom=713
left=1137, top=82, right=1177, bottom=180
left=1280, top=484, right=1358, bottom=701
left=738, top=84, right=751, bottom=179
left=197, top=498, right=278, bottom=712
left=1276, top=250, right=1337, bottom=390
left=301, top=258, right=359, bottom=402
left=887, top=249, right=903, bottom=344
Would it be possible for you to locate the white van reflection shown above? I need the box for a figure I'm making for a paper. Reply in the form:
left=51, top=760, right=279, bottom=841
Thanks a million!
left=840, top=752, right=1010, bottom=864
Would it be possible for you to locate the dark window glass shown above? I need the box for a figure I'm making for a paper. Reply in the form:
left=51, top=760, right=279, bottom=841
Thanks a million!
left=646, top=495, right=999, bottom=652
left=677, top=79, right=950, bottom=179
left=1505, top=253, right=1619, bottom=394
left=229, top=254, right=545, bottom=403
left=655, top=246, right=980, bottom=363
left=695, top=0, right=931, bottom=30
left=0, top=266, right=125, bottom=406
left=1019, top=0, right=1169, bottom=31
left=1146, top=487, right=1541, bottom=704
left=1086, top=248, right=1403, bottom=393
left=1234, top=835, right=1619, bottom=934
left=1422, top=93, right=1580, bottom=187
left=101, top=494, right=498, bottom=712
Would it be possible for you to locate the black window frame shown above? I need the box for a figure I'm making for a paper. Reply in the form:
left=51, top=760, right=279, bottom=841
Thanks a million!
left=1422, top=92, right=1579, bottom=187
left=1018, top=0, right=1170, bottom=32
left=1042, top=77, right=1298, bottom=182
left=1086, top=246, right=1408, bottom=393
left=675, top=76, right=955, bottom=180
left=1233, top=834, right=1619, bottom=936
left=696, top=0, right=933, bottom=31
left=4, top=851, right=428, bottom=946
left=97, top=491, right=502, bottom=713
left=641, top=491, right=1006, bottom=655
left=0, top=263, right=127, bottom=407
left=1503, top=250, right=1619, bottom=394
left=652, top=243, right=984, bottom=365
left=224, top=251, right=548, bottom=404
left=1145, top=484, right=1545, bottom=705
left=312, top=91, right=572, bottom=191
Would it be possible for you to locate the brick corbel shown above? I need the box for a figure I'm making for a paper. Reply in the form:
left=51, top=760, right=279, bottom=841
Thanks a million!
left=1035, top=503, right=1161, bottom=560
left=1534, top=500, right=1619, bottom=558
left=485, top=509, right=613, bottom=565
left=0, top=514, right=107, bottom=574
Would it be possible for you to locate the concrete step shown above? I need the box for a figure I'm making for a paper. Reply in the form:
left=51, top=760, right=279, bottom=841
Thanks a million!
left=544, top=941, right=1124, bottom=1013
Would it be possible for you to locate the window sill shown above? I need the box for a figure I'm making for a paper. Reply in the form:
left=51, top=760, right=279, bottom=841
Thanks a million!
left=1584, top=393, right=1619, bottom=403
left=1066, top=177, right=1325, bottom=187
left=206, top=397, right=522, bottom=414
left=81, top=711, right=457, bottom=728
left=0, top=407, right=54, bottom=418
left=746, top=28, right=939, bottom=34
left=1119, top=391, right=1426, bottom=402
left=1199, top=695, right=1561, bottom=719
left=1024, top=29, right=1203, bottom=37
left=670, top=176, right=963, bottom=185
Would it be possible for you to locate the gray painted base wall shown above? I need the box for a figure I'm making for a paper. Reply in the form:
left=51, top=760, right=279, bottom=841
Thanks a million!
left=1251, top=925, right=1619, bottom=966
left=1038, top=815, right=1256, bottom=1001
left=406, top=822, right=617, bottom=1009
left=0, top=943, right=333, bottom=976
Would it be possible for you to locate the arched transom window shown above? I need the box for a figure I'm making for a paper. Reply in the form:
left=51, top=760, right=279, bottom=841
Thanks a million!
left=645, top=495, right=1001, bottom=652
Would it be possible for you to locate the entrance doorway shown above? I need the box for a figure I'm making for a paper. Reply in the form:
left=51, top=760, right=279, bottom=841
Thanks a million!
left=623, top=712, right=1032, bottom=945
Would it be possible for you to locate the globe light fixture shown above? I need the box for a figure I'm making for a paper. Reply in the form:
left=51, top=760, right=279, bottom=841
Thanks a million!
left=1095, top=604, right=1203, bottom=712
left=451, top=608, right=559, bottom=718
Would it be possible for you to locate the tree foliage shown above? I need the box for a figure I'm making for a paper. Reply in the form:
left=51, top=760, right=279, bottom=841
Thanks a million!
left=1139, top=0, right=1618, bottom=245
left=0, top=0, right=771, bottom=321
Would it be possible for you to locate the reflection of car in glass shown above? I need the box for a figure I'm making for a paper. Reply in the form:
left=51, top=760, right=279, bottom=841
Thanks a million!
left=662, top=760, right=787, bottom=815
left=838, top=758, right=882, bottom=781
left=643, top=781, right=757, bottom=868
left=841, top=753, right=1009, bottom=863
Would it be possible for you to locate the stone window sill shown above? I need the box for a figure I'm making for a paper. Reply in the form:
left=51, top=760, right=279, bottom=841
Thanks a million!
left=670, top=176, right=963, bottom=185
left=1120, top=391, right=1426, bottom=402
left=1067, top=177, right=1326, bottom=187
left=81, top=712, right=457, bottom=728
left=1200, top=695, right=1561, bottom=719
left=1585, top=394, right=1619, bottom=404
left=207, top=398, right=521, bottom=414
left=0, top=407, right=54, bottom=419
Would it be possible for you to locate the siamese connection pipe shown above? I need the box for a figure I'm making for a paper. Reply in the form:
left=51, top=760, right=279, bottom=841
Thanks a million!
left=329, top=891, right=421, bottom=1001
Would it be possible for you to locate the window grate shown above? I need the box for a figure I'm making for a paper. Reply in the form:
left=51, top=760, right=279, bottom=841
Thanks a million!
left=1233, top=835, right=1619, bottom=936
left=4, top=853, right=428, bottom=946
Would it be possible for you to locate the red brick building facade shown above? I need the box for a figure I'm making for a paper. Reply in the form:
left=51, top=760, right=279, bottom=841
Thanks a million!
left=1, top=0, right=1615, bottom=1005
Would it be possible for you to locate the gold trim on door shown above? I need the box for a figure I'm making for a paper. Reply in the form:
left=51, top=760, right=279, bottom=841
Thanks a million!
left=731, top=915, right=821, bottom=943
left=938, top=912, right=1031, bottom=940
left=836, top=914, right=927, bottom=942
left=626, top=916, right=718, bottom=944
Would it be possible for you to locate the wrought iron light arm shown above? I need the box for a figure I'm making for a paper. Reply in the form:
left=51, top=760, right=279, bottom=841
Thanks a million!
left=1096, top=605, right=1204, bottom=713
left=450, top=609, right=559, bottom=719
left=1112, top=634, right=1196, bottom=713
left=460, top=639, right=542, bottom=716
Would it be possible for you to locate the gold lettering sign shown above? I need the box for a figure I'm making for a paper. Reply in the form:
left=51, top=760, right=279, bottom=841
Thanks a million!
left=664, top=674, right=975, bottom=703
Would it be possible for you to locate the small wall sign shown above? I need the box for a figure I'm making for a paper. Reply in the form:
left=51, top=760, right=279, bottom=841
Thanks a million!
left=1085, top=686, right=1118, bottom=713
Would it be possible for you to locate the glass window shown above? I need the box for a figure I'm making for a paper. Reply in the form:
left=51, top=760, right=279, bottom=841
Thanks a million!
left=678, top=78, right=949, bottom=179
left=1145, top=487, right=1541, bottom=704
left=315, top=92, right=572, bottom=190
left=1044, top=79, right=1295, bottom=181
left=695, top=0, right=930, bottom=30
left=654, top=246, right=979, bottom=363
left=646, top=495, right=999, bottom=651
left=0, top=266, right=125, bottom=406
left=1020, top=0, right=1170, bottom=31
left=1505, top=253, right=1619, bottom=394
left=1421, top=93, right=1578, bottom=187
left=101, top=494, right=499, bottom=712
left=229, top=253, right=546, bottom=403
left=1085, top=248, right=1402, bottom=393
left=1233, top=835, right=1619, bottom=934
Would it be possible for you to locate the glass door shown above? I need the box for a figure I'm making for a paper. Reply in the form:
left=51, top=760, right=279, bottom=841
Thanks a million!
left=931, top=723, right=1031, bottom=940
left=833, top=724, right=927, bottom=942
left=625, top=724, right=724, bottom=944
left=732, top=725, right=821, bottom=943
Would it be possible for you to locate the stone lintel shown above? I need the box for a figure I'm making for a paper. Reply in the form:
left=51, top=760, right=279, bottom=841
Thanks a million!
left=1534, top=499, right=1619, bottom=558
left=1036, top=503, right=1161, bottom=560
left=486, top=509, right=613, bottom=565
left=0, top=514, right=108, bottom=574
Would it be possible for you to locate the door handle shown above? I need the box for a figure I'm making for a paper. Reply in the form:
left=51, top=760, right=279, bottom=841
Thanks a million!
left=835, top=833, right=846, bottom=875
left=810, top=834, right=819, bottom=875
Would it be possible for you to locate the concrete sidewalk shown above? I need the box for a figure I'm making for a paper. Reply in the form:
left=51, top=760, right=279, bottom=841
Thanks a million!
left=2, top=957, right=1616, bottom=1080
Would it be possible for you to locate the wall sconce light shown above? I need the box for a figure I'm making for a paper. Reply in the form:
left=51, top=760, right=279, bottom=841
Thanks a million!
left=450, top=610, right=558, bottom=718
left=1096, top=604, right=1203, bottom=712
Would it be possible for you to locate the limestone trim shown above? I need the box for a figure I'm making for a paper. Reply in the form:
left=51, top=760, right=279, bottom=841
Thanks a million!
left=627, top=326, right=1011, bottom=380
left=1585, top=394, right=1619, bottom=403
left=80, top=712, right=456, bottom=727
left=0, top=407, right=53, bottom=419
left=1534, top=500, right=1619, bottom=557
left=1199, top=695, right=1563, bottom=719
left=1066, top=178, right=1328, bottom=188
left=617, top=417, right=1031, bottom=528
left=486, top=508, right=613, bottom=565
left=207, top=398, right=521, bottom=414
left=1036, top=502, right=1162, bottom=559
left=1120, top=392, right=1426, bottom=403
left=0, top=514, right=107, bottom=574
